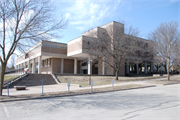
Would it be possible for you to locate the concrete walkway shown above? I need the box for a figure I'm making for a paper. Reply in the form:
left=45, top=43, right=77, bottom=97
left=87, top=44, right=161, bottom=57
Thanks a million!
left=3, top=75, right=180, bottom=96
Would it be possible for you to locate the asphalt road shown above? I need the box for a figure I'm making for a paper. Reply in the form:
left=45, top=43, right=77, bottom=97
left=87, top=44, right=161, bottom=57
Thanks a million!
left=0, top=84, right=180, bottom=120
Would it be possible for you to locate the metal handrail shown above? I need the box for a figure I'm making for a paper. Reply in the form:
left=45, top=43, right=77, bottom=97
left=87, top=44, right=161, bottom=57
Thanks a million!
left=3, top=73, right=28, bottom=88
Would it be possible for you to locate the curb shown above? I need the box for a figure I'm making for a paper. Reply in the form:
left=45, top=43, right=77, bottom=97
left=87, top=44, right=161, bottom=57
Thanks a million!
left=163, top=83, right=180, bottom=86
left=0, top=85, right=156, bottom=103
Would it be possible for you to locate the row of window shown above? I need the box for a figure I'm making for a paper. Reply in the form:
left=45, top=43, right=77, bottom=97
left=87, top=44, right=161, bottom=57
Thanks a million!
left=42, top=44, right=67, bottom=49
left=41, top=58, right=51, bottom=68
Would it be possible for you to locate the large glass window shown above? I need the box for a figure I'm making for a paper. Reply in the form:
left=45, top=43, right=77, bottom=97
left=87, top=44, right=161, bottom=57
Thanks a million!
left=45, top=59, right=48, bottom=67
left=48, top=58, right=51, bottom=67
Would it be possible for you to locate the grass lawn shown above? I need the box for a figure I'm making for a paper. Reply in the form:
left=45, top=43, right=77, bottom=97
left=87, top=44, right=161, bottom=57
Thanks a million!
left=4, top=75, right=20, bottom=82
left=56, top=75, right=171, bottom=87
left=145, top=77, right=180, bottom=85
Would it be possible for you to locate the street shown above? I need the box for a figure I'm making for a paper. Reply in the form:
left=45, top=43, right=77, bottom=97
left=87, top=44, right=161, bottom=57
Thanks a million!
left=0, top=84, right=180, bottom=120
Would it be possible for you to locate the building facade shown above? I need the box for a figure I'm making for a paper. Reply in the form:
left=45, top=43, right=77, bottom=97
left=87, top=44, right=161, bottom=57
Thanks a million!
left=16, top=21, right=155, bottom=75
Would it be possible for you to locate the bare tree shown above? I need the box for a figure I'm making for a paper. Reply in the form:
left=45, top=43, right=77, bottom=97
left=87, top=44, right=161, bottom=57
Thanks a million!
left=148, top=21, right=180, bottom=80
left=0, top=0, right=67, bottom=95
left=173, top=39, right=180, bottom=74
left=82, top=21, right=154, bottom=80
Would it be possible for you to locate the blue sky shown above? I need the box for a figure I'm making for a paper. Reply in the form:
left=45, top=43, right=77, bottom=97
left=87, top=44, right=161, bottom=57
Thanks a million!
left=52, top=0, right=179, bottom=43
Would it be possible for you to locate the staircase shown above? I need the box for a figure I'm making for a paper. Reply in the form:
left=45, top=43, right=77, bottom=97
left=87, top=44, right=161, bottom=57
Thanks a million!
left=8, top=74, right=57, bottom=88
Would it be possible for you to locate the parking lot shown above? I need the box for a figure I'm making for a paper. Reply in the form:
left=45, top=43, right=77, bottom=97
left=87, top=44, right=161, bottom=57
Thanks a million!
left=1, top=84, right=180, bottom=120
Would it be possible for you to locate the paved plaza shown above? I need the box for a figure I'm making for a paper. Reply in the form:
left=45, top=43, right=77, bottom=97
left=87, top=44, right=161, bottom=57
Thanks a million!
left=0, top=83, right=180, bottom=120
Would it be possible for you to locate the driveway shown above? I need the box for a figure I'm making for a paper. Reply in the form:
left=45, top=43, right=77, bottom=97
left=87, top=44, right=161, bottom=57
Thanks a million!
left=0, top=84, right=180, bottom=120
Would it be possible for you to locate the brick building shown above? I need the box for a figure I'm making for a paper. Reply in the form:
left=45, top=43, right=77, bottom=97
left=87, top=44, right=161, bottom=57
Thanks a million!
left=16, top=21, right=155, bottom=76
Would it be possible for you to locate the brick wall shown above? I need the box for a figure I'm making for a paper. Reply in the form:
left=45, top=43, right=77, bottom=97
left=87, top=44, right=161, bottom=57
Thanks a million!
left=51, top=58, right=61, bottom=73
left=118, top=64, right=125, bottom=76
left=64, top=59, right=74, bottom=73
left=42, top=46, right=67, bottom=54
left=68, top=37, right=82, bottom=53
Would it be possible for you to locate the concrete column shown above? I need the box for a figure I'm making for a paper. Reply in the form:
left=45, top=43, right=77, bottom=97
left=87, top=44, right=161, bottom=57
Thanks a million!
left=28, top=60, right=30, bottom=70
left=151, top=62, right=154, bottom=73
left=74, top=58, right=77, bottom=74
left=88, top=55, right=92, bottom=75
left=126, top=59, right=129, bottom=74
left=21, top=63, right=23, bottom=74
left=18, top=64, right=20, bottom=74
left=61, top=58, right=64, bottom=74
left=102, top=57, right=105, bottom=75
left=24, top=62, right=26, bottom=68
left=136, top=61, right=139, bottom=74
left=144, top=61, right=147, bottom=74
left=38, top=56, right=41, bottom=74
left=32, top=58, right=35, bottom=73
left=15, top=65, right=17, bottom=74
left=17, top=65, right=19, bottom=74
left=24, top=62, right=26, bottom=73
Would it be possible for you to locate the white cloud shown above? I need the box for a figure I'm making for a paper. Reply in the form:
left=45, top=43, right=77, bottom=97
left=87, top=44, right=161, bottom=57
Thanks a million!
left=76, top=27, right=85, bottom=31
left=117, top=0, right=122, bottom=3
left=70, top=21, right=84, bottom=25
left=89, top=3, right=99, bottom=15
left=65, top=13, right=71, bottom=19
left=50, top=39, right=57, bottom=42
left=64, top=0, right=124, bottom=31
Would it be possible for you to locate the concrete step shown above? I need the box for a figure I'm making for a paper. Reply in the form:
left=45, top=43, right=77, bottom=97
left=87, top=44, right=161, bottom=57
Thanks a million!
left=8, top=74, right=57, bottom=88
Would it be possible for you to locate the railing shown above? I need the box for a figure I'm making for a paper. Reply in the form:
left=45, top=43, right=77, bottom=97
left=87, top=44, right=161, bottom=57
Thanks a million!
left=5, top=67, right=25, bottom=75
left=3, top=73, right=28, bottom=88
left=50, top=72, right=61, bottom=84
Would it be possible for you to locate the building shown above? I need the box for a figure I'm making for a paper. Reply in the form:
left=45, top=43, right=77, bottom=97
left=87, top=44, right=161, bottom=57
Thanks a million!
left=16, top=21, right=155, bottom=76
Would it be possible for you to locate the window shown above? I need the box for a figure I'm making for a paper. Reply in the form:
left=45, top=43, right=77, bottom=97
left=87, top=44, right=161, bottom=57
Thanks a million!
left=25, top=53, right=28, bottom=59
left=88, top=41, right=90, bottom=49
left=82, top=62, right=87, bottom=66
left=48, top=58, right=51, bottom=67
left=137, top=51, right=140, bottom=56
left=45, top=59, right=48, bottom=67
left=144, top=43, right=148, bottom=48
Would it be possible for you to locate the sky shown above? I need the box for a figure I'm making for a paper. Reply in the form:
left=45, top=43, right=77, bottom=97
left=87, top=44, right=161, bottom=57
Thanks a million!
left=51, top=0, right=179, bottom=43
left=3, top=0, right=179, bottom=67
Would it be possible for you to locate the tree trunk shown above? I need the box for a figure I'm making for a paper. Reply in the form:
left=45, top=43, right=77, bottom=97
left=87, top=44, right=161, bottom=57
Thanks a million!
left=0, top=64, right=6, bottom=96
left=167, top=59, right=170, bottom=81
left=115, top=70, right=118, bottom=80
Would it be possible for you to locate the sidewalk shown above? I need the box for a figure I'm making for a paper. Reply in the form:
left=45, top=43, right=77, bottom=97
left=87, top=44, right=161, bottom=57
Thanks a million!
left=1, top=75, right=179, bottom=102
left=3, top=75, right=180, bottom=96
